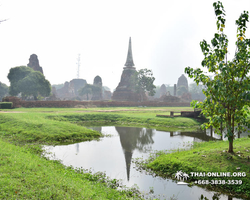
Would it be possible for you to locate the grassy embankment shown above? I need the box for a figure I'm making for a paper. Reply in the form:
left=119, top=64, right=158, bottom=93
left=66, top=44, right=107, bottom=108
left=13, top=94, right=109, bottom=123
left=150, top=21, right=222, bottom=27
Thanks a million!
left=0, top=107, right=198, bottom=199
left=0, top=140, right=140, bottom=199
left=137, top=135, right=250, bottom=199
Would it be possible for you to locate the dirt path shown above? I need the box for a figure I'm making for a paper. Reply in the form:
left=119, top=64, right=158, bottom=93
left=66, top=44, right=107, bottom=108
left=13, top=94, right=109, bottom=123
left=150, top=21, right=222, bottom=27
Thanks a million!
left=73, top=109, right=171, bottom=112
left=0, top=111, right=25, bottom=113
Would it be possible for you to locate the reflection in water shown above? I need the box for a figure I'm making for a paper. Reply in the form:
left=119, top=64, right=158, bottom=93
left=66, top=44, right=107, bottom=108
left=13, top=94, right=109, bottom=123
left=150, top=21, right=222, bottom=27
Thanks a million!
left=116, top=127, right=154, bottom=180
left=90, top=126, right=102, bottom=132
left=205, top=126, right=250, bottom=141
left=76, top=143, right=79, bottom=154
left=169, top=130, right=222, bottom=142
left=43, top=126, right=247, bottom=200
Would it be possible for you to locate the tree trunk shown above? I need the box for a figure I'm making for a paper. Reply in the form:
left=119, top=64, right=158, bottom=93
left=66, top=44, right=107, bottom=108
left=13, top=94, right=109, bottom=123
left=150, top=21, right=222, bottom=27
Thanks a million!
left=34, top=95, right=38, bottom=100
left=228, top=137, right=233, bottom=153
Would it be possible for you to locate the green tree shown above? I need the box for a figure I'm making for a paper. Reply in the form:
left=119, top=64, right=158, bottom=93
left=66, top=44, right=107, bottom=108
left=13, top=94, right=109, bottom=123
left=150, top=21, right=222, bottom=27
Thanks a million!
left=18, top=71, right=51, bottom=100
left=133, top=69, right=156, bottom=101
left=0, top=82, right=8, bottom=100
left=7, top=66, right=51, bottom=100
left=7, top=66, right=33, bottom=96
left=189, top=82, right=206, bottom=100
left=78, top=84, right=101, bottom=100
left=177, top=85, right=188, bottom=96
left=185, top=1, right=250, bottom=153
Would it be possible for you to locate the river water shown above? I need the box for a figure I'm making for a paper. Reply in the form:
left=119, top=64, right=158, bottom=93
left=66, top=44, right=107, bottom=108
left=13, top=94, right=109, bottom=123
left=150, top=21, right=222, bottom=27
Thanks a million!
left=43, top=126, right=248, bottom=200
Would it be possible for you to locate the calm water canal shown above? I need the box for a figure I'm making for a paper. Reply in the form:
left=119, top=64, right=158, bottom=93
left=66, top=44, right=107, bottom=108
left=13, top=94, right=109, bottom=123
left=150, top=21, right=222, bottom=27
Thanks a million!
left=43, top=126, right=247, bottom=200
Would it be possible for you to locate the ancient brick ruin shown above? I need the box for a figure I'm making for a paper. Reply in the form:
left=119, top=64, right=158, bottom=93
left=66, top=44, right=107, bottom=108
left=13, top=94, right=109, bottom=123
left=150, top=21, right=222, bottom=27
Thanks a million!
left=27, top=54, right=44, bottom=74
left=177, top=74, right=188, bottom=91
left=177, top=74, right=191, bottom=101
left=91, top=76, right=103, bottom=100
left=56, top=79, right=87, bottom=100
left=158, top=75, right=191, bottom=103
left=159, top=84, right=167, bottom=97
left=112, top=37, right=145, bottom=102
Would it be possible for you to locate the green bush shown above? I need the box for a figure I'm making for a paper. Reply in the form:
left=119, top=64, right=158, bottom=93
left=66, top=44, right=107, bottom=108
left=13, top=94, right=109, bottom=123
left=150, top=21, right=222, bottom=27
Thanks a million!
left=0, top=102, right=13, bottom=109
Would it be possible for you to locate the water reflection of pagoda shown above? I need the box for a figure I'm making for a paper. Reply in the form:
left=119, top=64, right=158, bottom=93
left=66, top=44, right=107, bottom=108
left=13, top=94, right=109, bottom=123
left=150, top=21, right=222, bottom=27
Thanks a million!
left=115, top=127, right=154, bottom=181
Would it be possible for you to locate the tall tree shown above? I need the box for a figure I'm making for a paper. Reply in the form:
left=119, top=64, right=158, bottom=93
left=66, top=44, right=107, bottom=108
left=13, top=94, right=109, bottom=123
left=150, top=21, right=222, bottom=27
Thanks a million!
left=7, top=66, right=51, bottom=100
left=18, top=71, right=51, bottom=100
left=185, top=1, right=250, bottom=153
left=78, top=84, right=101, bottom=100
left=177, top=85, right=188, bottom=96
left=133, top=69, right=156, bottom=102
left=0, top=82, right=8, bottom=100
left=189, top=82, right=206, bottom=100
left=7, top=66, right=33, bottom=96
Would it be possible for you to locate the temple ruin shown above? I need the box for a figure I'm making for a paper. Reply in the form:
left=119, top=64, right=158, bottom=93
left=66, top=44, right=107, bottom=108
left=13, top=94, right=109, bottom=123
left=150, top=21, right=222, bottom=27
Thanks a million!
left=91, top=75, right=103, bottom=100
left=159, top=84, right=167, bottom=97
left=56, top=79, right=87, bottom=100
left=112, top=37, right=143, bottom=102
left=177, top=74, right=188, bottom=91
left=176, top=74, right=191, bottom=101
left=27, top=54, right=44, bottom=74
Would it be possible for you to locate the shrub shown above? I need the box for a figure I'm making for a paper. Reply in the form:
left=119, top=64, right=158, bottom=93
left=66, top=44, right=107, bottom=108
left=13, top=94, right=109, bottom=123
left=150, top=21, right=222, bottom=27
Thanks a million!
left=0, top=102, right=13, bottom=109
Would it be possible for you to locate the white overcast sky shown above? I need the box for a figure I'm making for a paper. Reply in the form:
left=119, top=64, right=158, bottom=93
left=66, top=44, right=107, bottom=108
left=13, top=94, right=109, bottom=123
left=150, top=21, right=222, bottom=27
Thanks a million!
left=0, top=0, right=250, bottom=91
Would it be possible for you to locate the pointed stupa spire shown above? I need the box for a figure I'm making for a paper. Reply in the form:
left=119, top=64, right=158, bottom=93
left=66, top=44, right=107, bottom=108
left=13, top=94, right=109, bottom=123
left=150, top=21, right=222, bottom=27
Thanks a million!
left=124, top=37, right=135, bottom=68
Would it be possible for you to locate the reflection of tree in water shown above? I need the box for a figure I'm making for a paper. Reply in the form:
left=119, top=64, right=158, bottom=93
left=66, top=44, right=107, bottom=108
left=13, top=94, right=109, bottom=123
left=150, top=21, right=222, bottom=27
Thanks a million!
left=75, top=127, right=102, bottom=154
left=136, top=128, right=154, bottom=152
left=88, top=126, right=102, bottom=133
left=115, top=127, right=155, bottom=181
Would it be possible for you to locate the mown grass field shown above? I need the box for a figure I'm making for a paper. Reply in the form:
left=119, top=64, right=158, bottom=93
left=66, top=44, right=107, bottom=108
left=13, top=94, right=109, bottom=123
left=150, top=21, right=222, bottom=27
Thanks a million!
left=0, top=106, right=198, bottom=199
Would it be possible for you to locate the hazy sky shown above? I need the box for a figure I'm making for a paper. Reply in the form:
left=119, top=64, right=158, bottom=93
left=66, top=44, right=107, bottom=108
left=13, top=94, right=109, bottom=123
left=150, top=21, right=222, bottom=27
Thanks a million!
left=0, top=0, right=250, bottom=91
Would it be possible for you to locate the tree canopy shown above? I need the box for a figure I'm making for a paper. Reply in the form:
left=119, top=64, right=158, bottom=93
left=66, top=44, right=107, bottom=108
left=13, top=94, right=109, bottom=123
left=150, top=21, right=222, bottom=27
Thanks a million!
left=7, top=66, right=51, bottom=100
left=8, top=66, right=33, bottom=96
left=185, top=1, right=250, bottom=153
left=189, top=82, right=206, bottom=100
left=0, top=82, right=8, bottom=101
left=18, top=71, right=51, bottom=100
left=177, top=85, right=188, bottom=96
left=132, top=69, right=156, bottom=101
left=78, top=84, right=101, bottom=100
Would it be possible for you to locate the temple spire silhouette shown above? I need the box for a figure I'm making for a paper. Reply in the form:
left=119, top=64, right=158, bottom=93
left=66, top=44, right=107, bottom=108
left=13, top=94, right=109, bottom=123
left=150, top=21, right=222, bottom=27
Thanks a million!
left=124, top=37, right=135, bottom=68
left=124, top=150, right=133, bottom=181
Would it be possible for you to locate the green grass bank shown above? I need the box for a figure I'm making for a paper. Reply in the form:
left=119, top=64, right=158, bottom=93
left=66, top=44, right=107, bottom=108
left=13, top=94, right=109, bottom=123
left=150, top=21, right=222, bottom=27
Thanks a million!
left=0, top=139, right=141, bottom=199
left=0, top=107, right=201, bottom=145
left=0, top=106, right=199, bottom=199
left=137, top=137, right=250, bottom=199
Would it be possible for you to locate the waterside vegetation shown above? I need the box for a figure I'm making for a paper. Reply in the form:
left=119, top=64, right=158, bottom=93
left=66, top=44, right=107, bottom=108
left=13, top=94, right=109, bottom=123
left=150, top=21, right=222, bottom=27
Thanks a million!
left=135, top=137, right=250, bottom=199
left=0, top=139, right=142, bottom=199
